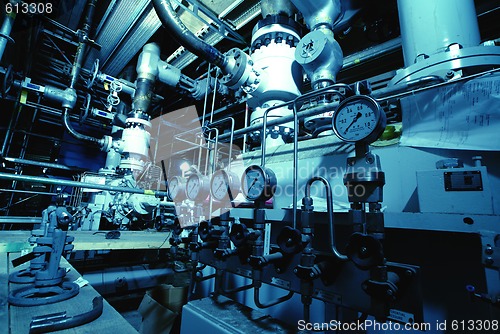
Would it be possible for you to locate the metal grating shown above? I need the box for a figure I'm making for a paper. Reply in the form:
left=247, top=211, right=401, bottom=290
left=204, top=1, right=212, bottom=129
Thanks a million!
left=83, top=0, right=161, bottom=76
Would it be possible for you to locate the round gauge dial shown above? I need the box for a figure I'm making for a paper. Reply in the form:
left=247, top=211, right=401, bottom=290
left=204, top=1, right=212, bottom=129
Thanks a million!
left=332, top=95, right=386, bottom=143
left=168, top=176, right=186, bottom=202
left=186, top=173, right=210, bottom=202
left=241, top=165, right=277, bottom=202
left=210, top=170, right=240, bottom=202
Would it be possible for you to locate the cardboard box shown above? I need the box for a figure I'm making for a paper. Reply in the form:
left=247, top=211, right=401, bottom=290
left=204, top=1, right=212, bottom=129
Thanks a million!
left=138, top=284, right=188, bottom=333
left=149, top=284, right=188, bottom=314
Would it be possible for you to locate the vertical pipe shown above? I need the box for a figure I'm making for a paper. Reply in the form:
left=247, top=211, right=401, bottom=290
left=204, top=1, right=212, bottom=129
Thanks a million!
left=0, top=1, right=19, bottom=61
left=69, top=0, right=97, bottom=89
left=397, top=0, right=481, bottom=67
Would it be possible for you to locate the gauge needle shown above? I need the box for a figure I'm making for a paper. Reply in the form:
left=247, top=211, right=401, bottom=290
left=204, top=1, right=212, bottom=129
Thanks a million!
left=247, top=177, right=258, bottom=193
left=215, top=181, right=224, bottom=194
left=344, top=112, right=362, bottom=134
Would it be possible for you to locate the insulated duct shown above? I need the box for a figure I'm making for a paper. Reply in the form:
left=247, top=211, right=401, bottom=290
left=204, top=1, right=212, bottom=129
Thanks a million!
left=152, top=0, right=230, bottom=75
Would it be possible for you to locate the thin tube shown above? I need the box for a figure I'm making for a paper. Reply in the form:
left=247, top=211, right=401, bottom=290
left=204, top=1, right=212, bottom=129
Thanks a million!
left=62, top=108, right=104, bottom=147
left=0, top=189, right=58, bottom=196
left=0, top=172, right=168, bottom=197
left=253, top=286, right=294, bottom=309
left=220, top=84, right=349, bottom=142
left=222, top=282, right=253, bottom=294
left=3, top=157, right=86, bottom=172
left=208, top=117, right=235, bottom=170
left=305, top=176, right=348, bottom=261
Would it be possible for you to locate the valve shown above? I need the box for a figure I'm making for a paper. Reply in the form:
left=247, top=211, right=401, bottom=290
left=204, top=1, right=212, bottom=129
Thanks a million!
left=277, top=226, right=304, bottom=255
left=346, top=232, right=384, bottom=269
left=198, top=220, right=212, bottom=241
left=229, top=223, right=250, bottom=247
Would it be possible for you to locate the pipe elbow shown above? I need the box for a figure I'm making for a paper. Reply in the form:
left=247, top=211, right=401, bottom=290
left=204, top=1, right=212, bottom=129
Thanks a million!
left=152, top=0, right=228, bottom=73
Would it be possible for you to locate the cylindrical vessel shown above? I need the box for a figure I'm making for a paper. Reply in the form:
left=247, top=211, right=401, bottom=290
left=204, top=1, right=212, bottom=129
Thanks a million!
left=397, top=0, right=481, bottom=67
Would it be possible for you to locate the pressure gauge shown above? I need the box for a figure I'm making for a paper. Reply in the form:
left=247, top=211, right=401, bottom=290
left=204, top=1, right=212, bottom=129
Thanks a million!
left=210, top=170, right=240, bottom=202
left=332, top=95, right=386, bottom=143
left=186, top=173, right=210, bottom=202
left=241, top=165, right=277, bottom=202
left=168, top=176, right=186, bottom=202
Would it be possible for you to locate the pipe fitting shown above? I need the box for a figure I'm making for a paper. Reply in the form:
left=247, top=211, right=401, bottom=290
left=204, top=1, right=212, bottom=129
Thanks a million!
left=219, top=48, right=263, bottom=92
left=136, top=43, right=161, bottom=81
left=157, top=61, right=182, bottom=87
left=295, top=28, right=343, bottom=88
left=44, top=87, right=77, bottom=109
left=290, top=0, right=341, bottom=30
left=260, top=0, right=297, bottom=18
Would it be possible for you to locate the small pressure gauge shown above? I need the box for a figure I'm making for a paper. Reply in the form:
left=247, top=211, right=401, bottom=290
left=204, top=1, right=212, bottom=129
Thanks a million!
left=332, top=95, right=386, bottom=143
left=210, top=170, right=240, bottom=202
left=241, top=165, right=277, bottom=202
left=168, top=176, right=186, bottom=202
left=186, top=173, right=210, bottom=202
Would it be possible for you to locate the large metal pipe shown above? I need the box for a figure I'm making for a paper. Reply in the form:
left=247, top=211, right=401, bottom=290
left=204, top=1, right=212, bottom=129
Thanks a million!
left=152, top=0, right=230, bottom=74
left=397, top=0, right=481, bottom=67
left=0, top=172, right=169, bottom=197
left=290, top=0, right=341, bottom=29
left=62, top=0, right=104, bottom=147
left=260, top=0, right=296, bottom=18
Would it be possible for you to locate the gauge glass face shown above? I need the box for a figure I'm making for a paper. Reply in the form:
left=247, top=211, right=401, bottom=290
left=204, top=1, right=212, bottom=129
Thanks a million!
left=168, top=177, right=181, bottom=200
left=242, top=166, right=267, bottom=200
left=211, top=171, right=229, bottom=201
left=186, top=174, right=201, bottom=201
left=334, top=97, right=380, bottom=142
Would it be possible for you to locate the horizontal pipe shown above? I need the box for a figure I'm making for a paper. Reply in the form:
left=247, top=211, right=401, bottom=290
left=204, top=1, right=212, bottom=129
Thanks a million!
left=0, top=188, right=58, bottom=196
left=219, top=99, right=340, bottom=142
left=0, top=172, right=168, bottom=197
left=83, top=266, right=174, bottom=295
left=3, top=157, right=86, bottom=172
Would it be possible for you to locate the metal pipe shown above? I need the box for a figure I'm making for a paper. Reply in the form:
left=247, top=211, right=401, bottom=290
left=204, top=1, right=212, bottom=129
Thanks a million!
left=62, top=108, right=105, bottom=147
left=305, top=176, right=348, bottom=261
left=222, top=282, right=253, bottom=295
left=0, top=102, right=18, bottom=157
left=0, top=1, right=19, bottom=61
left=374, top=75, right=445, bottom=98
left=152, top=0, right=229, bottom=74
left=208, top=117, right=235, bottom=170
left=219, top=84, right=349, bottom=142
left=253, top=285, right=294, bottom=309
left=2, top=157, right=86, bottom=172
left=397, top=0, right=480, bottom=67
left=0, top=189, right=58, bottom=196
left=0, top=172, right=168, bottom=197
left=69, top=0, right=97, bottom=89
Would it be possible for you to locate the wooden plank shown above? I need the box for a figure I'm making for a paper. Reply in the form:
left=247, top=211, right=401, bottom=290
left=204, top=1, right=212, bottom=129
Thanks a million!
left=70, top=231, right=172, bottom=251
left=0, top=231, right=32, bottom=253
left=0, top=231, right=172, bottom=252
left=0, top=253, right=9, bottom=333
left=9, top=257, right=139, bottom=334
